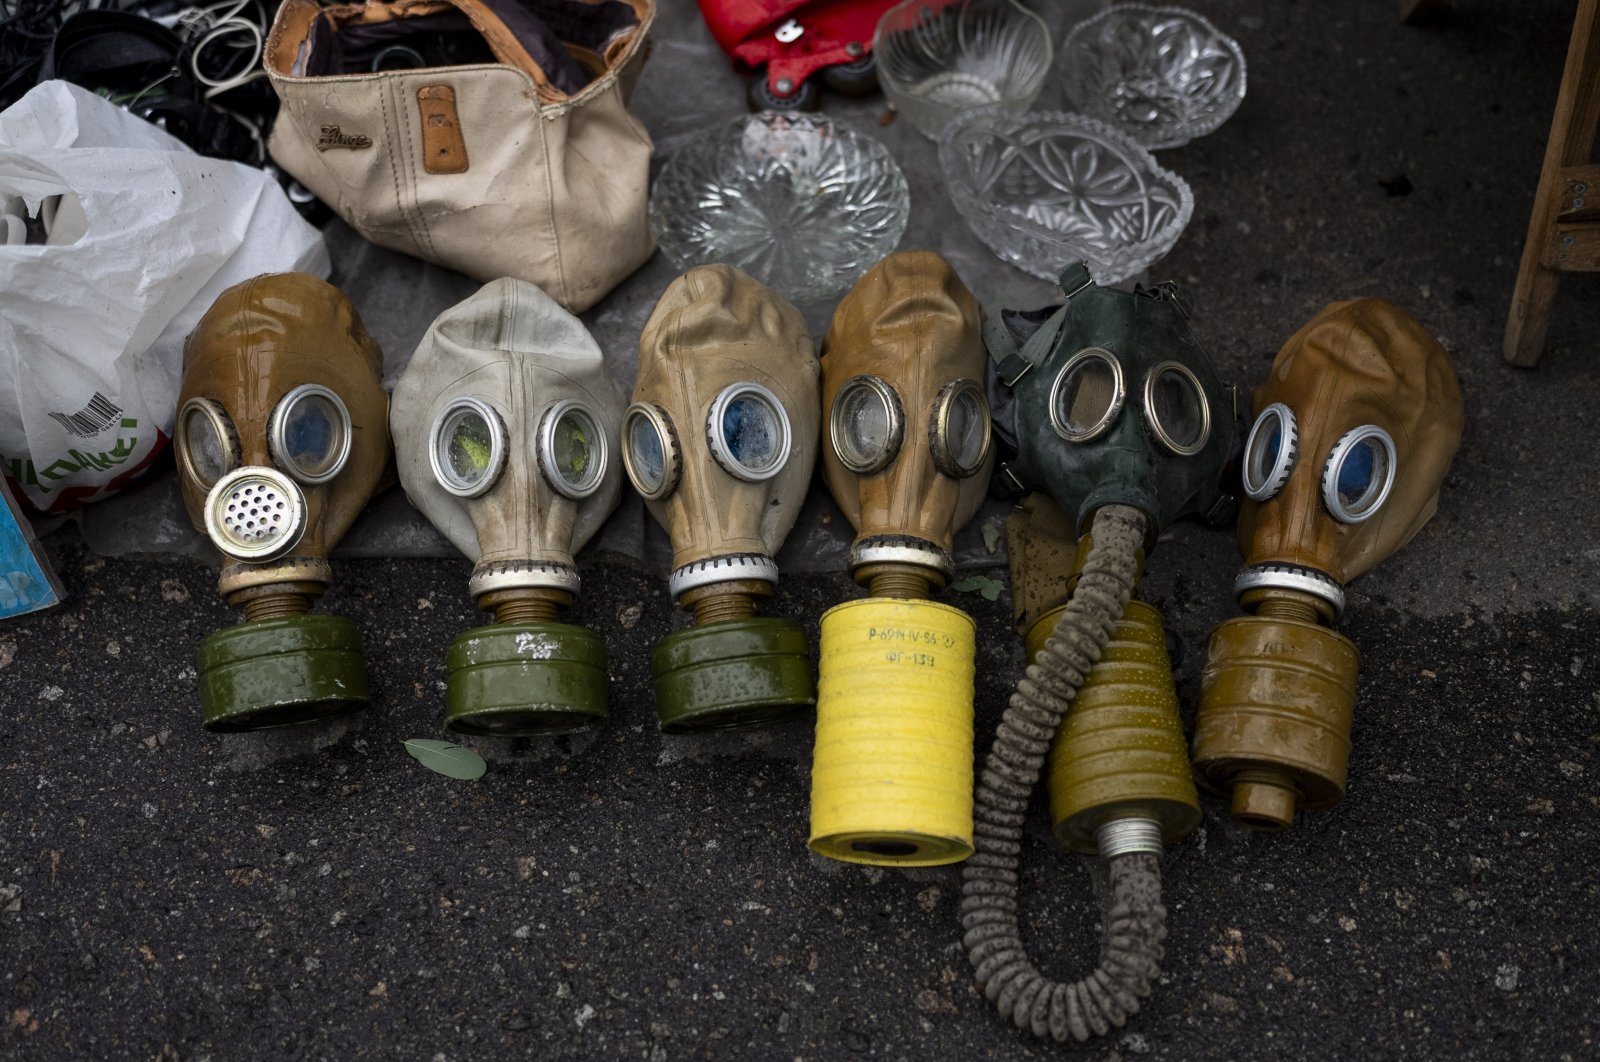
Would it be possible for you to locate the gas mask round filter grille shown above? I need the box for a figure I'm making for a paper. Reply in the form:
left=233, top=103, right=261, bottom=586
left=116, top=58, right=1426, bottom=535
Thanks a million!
left=203, top=467, right=308, bottom=563
left=830, top=375, right=903, bottom=475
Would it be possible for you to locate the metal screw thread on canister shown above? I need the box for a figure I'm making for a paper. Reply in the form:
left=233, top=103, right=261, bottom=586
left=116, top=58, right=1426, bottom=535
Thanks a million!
left=862, top=563, right=931, bottom=601
left=1095, top=817, right=1164, bottom=860
left=680, top=580, right=770, bottom=626
left=241, top=591, right=314, bottom=622
left=1244, top=586, right=1333, bottom=626
left=482, top=587, right=569, bottom=625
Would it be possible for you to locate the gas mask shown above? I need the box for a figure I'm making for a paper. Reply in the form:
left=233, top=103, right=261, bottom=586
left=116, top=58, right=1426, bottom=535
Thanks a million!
left=1193, top=298, right=1463, bottom=830
left=624, top=264, right=820, bottom=731
left=175, top=272, right=391, bottom=732
left=391, top=278, right=625, bottom=736
left=804, top=250, right=993, bottom=867
left=960, top=264, right=1238, bottom=1044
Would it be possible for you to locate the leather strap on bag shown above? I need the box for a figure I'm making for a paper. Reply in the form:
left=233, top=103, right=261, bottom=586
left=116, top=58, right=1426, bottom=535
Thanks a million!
left=417, top=85, right=468, bottom=172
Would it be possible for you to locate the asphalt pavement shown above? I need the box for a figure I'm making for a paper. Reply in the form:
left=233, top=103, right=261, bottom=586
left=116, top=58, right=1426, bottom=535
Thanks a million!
left=5, top=1, right=1600, bottom=1059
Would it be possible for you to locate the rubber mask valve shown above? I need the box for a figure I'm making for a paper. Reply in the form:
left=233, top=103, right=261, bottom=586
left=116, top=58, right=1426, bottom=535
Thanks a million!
left=392, top=278, right=626, bottom=737
left=628, top=265, right=820, bottom=732
left=1194, top=298, right=1464, bottom=829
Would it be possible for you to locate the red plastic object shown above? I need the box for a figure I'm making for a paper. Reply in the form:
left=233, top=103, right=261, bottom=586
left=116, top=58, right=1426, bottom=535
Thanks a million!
left=696, top=0, right=906, bottom=98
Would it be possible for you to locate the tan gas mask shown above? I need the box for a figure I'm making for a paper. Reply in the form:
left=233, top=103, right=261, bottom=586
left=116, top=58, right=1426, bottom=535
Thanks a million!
left=807, top=251, right=994, bottom=867
left=175, top=272, right=391, bottom=732
left=1193, top=298, right=1464, bottom=829
left=392, top=278, right=625, bottom=736
left=624, top=264, right=820, bottom=731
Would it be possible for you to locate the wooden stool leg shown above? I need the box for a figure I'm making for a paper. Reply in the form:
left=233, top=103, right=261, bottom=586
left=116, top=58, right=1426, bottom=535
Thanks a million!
left=1506, top=0, right=1600, bottom=366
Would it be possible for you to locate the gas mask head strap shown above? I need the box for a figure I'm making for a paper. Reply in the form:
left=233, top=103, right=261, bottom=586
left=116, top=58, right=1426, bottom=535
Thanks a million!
left=985, top=262, right=1095, bottom=387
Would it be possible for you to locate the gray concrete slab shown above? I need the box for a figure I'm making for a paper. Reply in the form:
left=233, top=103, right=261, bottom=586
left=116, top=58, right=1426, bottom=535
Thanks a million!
left=5, top=0, right=1600, bottom=1059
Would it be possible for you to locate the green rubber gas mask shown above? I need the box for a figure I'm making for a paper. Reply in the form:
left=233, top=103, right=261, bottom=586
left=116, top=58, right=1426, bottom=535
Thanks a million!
left=624, top=265, right=821, bottom=732
left=175, top=272, right=391, bottom=733
left=391, top=278, right=625, bottom=737
left=989, top=264, right=1240, bottom=542
left=1193, top=298, right=1464, bottom=830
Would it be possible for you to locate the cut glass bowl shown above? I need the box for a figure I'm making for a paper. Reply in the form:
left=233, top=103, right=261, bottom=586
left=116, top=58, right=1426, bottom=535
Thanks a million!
left=873, top=0, right=1053, bottom=140
left=649, top=113, right=910, bottom=305
left=938, top=108, right=1194, bottom=284
left=1059, top=4, right=1245, bottom=151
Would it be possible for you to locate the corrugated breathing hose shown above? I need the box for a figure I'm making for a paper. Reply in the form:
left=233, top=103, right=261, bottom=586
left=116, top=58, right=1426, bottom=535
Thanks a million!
left=961, top=504, right=1168, bottom=1042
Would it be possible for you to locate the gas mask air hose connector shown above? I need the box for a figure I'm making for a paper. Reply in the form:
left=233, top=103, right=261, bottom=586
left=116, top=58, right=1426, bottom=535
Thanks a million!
left=961, top=504, right=1163, bottom=1043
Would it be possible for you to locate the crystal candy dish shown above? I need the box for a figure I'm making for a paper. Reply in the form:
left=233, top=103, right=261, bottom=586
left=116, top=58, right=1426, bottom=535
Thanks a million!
left=1059, top=4, right=1245, bottom=151
left=873, top=0, right=1053, bottom=140
left=649, top=113, right=910, bottom=305
left=939, top=108, right=1193, bottom=284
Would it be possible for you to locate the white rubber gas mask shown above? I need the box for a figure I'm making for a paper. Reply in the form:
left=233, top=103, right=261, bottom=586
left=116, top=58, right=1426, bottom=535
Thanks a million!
left=392, top=278, right=625, bottom=736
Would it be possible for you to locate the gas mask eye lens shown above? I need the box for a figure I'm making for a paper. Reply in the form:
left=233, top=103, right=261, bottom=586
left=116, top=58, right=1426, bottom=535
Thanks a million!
left=830, top=375, right=903, bottom=475
left=269, top=384, right=352, bottom=485
left=708, top=383, right=792, bottom=482
left=539, top=399, right=608, bottom=500
left=430, top=397, right=506, bottom=498
left=1241, top=402, right=1298, bottom=500
left=1049, top=347, right=1125, bottom=442
left=1143, top=361, right=1213, bottom=456
left=177, top=397, right=239, bottom=489
left=930, top=378, right=991, bottom=478
left=622, top=403, right=681, bottom=500
left=1322, top=425, right=1397, bottom=523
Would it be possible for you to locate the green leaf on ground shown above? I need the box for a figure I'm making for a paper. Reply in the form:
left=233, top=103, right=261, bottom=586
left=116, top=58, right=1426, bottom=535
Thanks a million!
left=403, top=739, right=486, bottom=780
left=950, top=575, right=1006, bottom=602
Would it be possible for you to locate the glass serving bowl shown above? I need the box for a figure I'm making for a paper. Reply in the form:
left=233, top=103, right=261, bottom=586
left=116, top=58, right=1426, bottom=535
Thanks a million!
left=649, top=113, right=910, bottom=306
left=938, top=108, right=1193, bottom=284
left=873, top=0, right=1053, bottom=141
left=1059, top=4, right=1246, bottom=151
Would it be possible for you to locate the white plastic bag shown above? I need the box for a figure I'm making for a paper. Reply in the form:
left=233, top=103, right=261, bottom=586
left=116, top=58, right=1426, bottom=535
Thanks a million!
left=0, top=81, right=330, bottom=512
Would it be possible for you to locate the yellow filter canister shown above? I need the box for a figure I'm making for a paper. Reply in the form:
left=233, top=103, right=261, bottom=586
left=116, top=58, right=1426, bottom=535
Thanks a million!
left=808, top=598, right=977, bottom=866
left=1035, top=601, right=1201, bottom=855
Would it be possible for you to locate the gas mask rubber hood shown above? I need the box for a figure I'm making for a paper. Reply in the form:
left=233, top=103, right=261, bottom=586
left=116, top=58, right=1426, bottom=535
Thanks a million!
left=1194, top=297, right=1464, bottom=831
left=624, top=264, right=820, bottom=731
left=392, top=277, right=626, bottom=736
left=174, top=271, right=391, bottom=732
left=960, top=263, right=1239, bottom=1044
left=807, top=251, right=992, bottom=868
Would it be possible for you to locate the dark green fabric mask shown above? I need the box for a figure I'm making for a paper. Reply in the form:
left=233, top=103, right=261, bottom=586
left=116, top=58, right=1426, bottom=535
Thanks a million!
left=987, top=264, right=1243, bottom=546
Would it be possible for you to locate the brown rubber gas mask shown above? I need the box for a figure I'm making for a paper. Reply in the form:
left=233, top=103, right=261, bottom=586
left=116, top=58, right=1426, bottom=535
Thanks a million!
left=806, top=251, right=994, bottom=867
left=819, top=250, right=993, bottom=598
left=1193, top=298, right=1464, bottom=829
left=174, top=272, right=391, bottom=732
left=392, top=278, right=625, bottom=736
left=624, top=265, right=820, bottom=731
